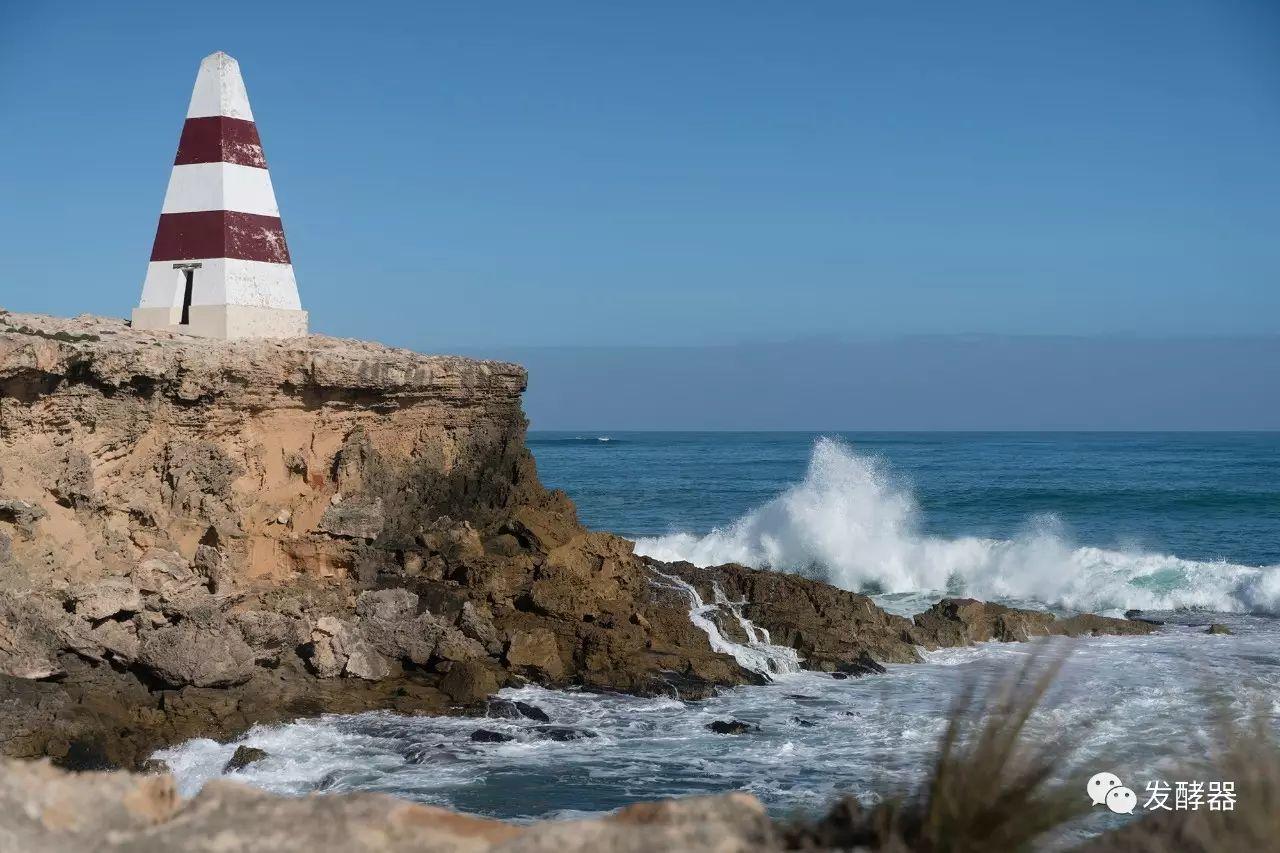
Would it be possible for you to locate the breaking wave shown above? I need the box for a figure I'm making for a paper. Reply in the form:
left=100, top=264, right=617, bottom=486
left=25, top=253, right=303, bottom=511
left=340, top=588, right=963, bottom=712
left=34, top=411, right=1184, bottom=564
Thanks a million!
left=634, top=438, right=1280, bottom=615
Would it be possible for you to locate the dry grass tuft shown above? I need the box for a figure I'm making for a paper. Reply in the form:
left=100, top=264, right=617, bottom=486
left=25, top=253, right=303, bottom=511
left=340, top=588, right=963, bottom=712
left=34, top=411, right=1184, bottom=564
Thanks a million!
left=786, top=644, right=1090, bottom=852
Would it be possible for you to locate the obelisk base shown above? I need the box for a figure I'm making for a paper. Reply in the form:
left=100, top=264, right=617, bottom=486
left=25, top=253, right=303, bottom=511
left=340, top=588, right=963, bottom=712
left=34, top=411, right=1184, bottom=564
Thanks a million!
left=131, top=305, right=308, bottom=339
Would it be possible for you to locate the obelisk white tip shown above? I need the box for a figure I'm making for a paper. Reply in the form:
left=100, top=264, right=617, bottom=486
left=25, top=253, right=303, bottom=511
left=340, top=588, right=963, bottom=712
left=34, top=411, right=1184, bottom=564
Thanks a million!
left=186, top=51, right=254, bottom=121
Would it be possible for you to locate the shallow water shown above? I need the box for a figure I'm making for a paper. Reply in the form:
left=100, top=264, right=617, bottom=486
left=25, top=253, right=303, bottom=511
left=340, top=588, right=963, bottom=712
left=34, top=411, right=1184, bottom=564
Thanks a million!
left=159, top=615, right=1280, bottom=840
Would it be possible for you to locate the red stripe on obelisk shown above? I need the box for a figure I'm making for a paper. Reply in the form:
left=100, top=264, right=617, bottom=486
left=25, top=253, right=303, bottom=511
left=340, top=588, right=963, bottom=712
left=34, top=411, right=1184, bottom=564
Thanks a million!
left=174, top=117, right=267, bottom=168
left=150, top=211, right=292, bottom=264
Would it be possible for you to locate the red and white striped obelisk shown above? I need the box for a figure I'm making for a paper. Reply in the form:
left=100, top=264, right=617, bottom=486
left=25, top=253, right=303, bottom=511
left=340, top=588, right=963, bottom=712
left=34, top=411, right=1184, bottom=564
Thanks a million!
left=132, top=52, right=307, bottom=339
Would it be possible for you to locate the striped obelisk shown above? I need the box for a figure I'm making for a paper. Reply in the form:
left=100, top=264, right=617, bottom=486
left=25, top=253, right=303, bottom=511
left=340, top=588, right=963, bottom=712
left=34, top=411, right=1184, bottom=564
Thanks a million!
left=132, top=52, right=307, bottom=339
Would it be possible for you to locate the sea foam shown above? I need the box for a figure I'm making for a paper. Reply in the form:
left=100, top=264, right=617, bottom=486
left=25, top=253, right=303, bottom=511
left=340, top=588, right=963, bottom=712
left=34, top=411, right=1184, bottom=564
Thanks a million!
left=635, top=437, right=1280, bottom=614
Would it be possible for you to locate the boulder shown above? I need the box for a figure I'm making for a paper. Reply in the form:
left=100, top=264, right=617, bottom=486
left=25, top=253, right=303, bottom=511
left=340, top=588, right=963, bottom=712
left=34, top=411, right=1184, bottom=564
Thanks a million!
left=87, top=619, right=140, bottom=663
left=469, top=729, right=514, bottom=743
left=707, top=720, right=759, bottom=735
left=360, top=611, right=444, bottom=667
left=69, top=577, right=141, bottom=622
left=223, top=745, right=268, bottom=772
left=458, top=601, right=499, bottom=649
left=515, top=701, right=550, bottom=722
left=343, top=641, right=393, bottom=681
left=232, top=610, right=305, bottom=656
left=665, top=560, right=921, bottom=670
left=910, top=598, right=1155, bottom=648
left=132, top=550, right=206, bottom=603
left=439, top=660, right=500, bottom=704
left=484, top=699, right=551, bottom=722
left=305, top=617, right=356, bottom=678
left=485, top=698, right=522, bottom=719
left=835, top=652, right=887, bottom=678
left=137, top=620, right=255, bottom=688
left=1206, top=623, right=1234, bottom=635
left=504, top=628, right=565, bottom=679
left=532, top=726, right=597, bottom=742
left=433, top=626, right=486, bottom=664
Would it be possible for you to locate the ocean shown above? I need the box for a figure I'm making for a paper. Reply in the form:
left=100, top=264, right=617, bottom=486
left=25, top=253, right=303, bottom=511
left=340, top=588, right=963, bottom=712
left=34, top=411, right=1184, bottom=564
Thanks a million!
left=158, top=432, right=1280, bottom=841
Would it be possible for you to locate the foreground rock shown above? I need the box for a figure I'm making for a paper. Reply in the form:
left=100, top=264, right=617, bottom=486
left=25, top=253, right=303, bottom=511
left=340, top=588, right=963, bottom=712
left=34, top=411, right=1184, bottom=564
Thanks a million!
left=0, top=759, right=776, bottom=852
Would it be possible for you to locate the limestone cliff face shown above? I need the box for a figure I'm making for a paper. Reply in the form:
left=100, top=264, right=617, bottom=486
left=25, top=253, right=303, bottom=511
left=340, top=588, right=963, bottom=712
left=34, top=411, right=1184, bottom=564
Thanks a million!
left=0, top=310, right=752, bottom=767
left=0, top=309, right=533, bottom=587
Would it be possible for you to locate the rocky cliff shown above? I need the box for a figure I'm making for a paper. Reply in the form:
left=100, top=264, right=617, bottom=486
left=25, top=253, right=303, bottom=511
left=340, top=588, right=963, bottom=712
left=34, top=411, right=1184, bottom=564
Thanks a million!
left=0, top=310, right=1150, bottom=771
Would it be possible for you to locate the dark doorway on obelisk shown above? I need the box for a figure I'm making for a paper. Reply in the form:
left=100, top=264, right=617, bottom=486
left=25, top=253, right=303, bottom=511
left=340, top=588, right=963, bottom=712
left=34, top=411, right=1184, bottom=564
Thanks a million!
left=180, top=269, right=194, bottom=325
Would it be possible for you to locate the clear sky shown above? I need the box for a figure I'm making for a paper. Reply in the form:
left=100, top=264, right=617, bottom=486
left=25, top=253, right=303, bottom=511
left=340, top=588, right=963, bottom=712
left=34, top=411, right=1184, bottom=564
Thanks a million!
left=2, top=1, right=1277, bottom=353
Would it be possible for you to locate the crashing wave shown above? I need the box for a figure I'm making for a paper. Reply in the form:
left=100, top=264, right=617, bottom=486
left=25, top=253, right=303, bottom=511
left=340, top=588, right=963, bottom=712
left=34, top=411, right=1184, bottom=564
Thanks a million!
left=635, top=437, right=1280, bottom=615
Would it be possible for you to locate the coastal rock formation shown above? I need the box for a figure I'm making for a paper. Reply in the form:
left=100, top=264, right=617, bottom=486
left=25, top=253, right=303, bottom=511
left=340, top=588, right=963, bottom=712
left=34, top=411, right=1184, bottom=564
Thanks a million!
left=0, top=311, right=756, bottom=766
left=907, top=598, right=1154, bottom=648
left=663, top=563, right=1152, bottom=673
left=0, top=310, right=1153, bottom=771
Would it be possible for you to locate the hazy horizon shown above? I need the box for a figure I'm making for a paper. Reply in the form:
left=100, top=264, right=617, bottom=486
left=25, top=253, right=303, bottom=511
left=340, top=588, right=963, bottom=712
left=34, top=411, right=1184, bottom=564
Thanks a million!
left=473, top=333, right=1280, bottom=431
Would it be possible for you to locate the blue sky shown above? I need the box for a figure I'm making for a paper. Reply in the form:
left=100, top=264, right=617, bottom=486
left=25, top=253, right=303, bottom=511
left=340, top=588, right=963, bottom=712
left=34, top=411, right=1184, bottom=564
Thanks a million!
left=1, top=1, right=1277, bottom=353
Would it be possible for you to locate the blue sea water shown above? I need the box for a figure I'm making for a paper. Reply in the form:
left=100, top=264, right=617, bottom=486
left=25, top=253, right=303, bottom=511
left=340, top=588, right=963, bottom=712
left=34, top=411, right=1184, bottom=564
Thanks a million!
left=160, top=431, right=1280, bottom=841
left=532, top=431, right=1280, bottom=615
left=530, top=431, right=1279, bottom=567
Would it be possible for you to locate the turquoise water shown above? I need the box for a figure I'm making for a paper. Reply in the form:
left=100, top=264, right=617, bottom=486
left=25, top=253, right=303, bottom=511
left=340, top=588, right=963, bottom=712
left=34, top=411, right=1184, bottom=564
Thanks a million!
left=161, top=431, right=1280, bottom=838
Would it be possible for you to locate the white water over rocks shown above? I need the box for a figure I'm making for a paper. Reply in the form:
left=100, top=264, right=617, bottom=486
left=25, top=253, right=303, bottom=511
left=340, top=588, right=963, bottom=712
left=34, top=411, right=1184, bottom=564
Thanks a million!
left=636, top=438, right=1280, bottom=615
left=647, top=566, right=801, bottom=676
left=155, top=618, right=1280, bottom=842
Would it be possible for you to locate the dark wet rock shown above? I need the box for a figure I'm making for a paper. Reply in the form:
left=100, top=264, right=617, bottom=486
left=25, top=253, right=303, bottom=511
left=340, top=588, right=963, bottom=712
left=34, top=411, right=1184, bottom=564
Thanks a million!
left=662, top=560, right=921, bottom=672
left=139, top=758, right=171, bottom=774
left=515, top=701, right=551, bottom=722
left=791, top=717, right=816, bottom=728
left=910, top=598, right=1155, bottom=648
left=533, top=726, right=597, bottom=742
left=316, top=769, right=345, bottom=790
left=469, top=729, right=514, bottom=743
left=484, top=697, right=551, bottom=721
left=707, top=720, right=760, bottom=735
left=830, top=672, right=849, bottom=680
left=836, top=653, right=887, bottom=677
left=485, top=698, right=522, bottom=719
left=1206, top=623, right=1234, bottom=635
left=223, top=745, right=268, bottom=772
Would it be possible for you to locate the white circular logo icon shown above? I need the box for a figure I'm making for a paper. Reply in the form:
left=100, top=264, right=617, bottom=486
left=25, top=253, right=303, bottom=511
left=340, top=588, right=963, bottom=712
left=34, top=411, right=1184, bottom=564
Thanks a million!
left=1105, top=786, right=1137, bottom=815
left=1087, top=771, right=1123, bottom=806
